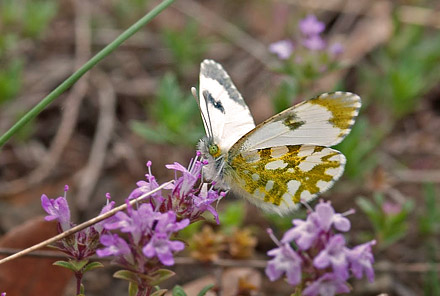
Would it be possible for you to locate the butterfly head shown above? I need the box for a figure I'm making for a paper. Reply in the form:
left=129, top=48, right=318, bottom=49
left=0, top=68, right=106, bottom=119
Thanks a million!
left=197, top=136, right=230, bottom=190
left=198, top=136, right=223, bottom=160
left=208, top=142, right=221, bottom=158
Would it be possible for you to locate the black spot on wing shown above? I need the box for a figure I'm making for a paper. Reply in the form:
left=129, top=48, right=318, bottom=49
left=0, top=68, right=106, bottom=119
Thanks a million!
left=272, top=112, right=305, bottom=131
left=283, top=114, right=305, bottom=130
left=203, top=90, right=225, bottom=114
left=200, top=60, right=246, bottom=107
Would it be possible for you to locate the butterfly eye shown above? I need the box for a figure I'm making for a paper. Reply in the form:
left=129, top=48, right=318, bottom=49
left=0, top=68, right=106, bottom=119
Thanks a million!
left=209, top=144, right=221, bottom=157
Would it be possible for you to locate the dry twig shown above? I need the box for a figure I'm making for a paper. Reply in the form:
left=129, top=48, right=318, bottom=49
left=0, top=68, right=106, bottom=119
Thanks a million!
left=394, top=169, right=440, bottom=184
left=28, top=0, right=92, bottom=185
left=75, top=71, right=116, bottom=210
left=1, top=247, right=439, bottom=275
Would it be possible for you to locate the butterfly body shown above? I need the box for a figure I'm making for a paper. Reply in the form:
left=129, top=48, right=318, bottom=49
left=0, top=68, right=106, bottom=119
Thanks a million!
left=196, top=60, right=361, bottom=215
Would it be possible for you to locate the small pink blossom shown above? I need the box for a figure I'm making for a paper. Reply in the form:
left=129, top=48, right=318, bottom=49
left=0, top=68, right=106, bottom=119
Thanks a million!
left=382, top=201, right=402, bottom=215
left=266, top=243, right=302, bottom=285
left=269, top=40, right=294, bottom=59
left=303, top=273, right=350, bottom=296
left=299, top=15, right=325, bottom=36
left=302, top=35, right=326, bottom=51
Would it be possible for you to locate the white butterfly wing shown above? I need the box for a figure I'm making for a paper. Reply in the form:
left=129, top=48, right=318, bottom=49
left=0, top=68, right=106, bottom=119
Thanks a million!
left=199, top=59, right=255, bottom=151
left=233, top=92, right=361, bottom=152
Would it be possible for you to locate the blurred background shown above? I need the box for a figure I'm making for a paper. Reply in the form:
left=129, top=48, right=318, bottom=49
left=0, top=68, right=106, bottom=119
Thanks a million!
left=0, top=0, right=440, bottom=295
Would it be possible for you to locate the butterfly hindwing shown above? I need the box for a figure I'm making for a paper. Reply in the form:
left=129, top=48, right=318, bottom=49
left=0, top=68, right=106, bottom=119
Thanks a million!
left=226, top=145, right=346, bottom=215
left=199, top=60, right=255, bottom=151
left=232, top=92, right=361, bottom=151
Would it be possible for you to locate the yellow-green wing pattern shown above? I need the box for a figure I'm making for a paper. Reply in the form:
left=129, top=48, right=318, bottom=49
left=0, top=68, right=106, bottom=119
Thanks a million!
left=226, top=145, right=346, bottom=214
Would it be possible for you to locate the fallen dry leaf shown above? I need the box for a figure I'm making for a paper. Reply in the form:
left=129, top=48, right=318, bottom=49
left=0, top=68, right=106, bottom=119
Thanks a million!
left=0, top=216, right=72, bottom=296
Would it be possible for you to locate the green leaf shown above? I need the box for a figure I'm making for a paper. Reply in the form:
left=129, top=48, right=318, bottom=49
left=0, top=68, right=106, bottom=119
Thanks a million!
left=197, top=284, right=214, bottom=296
left=358, top=193, right=412, bottom=249
left=151, top=289, right=168, bottom=296
left=128, top=282, right=139, bottom=296
left=0, top=58, right=23, bottom=104
left=23, top=0, right=58, bottom=38
left=335, top=117, right=383, bottom=180
left=53, top=259, right=90, bottom=272
left=53, top=260, right=76, bottom=271
left=69, top=259, right=90, bottom=272
left=419, top=183, right=440, bottom=235
left=172, top=285, right=187, bottom=296
left=83, top=261, right=104, bottom=273
left=130, top=72, right=203, bottom=147
left=356, top=197, right=377, bottom=218
left=360, top=22, right=440, bottom=120
left=424, top=265, right=440, bottom=296
left=161, top=21, right=207, bottom=73
left=356, top=195, right=383, bottom=232
left=148, top=269, right=176, bottom=286
left=131, top=121, right=171, bottom=144
left=114, top=270, right=141, bottom=284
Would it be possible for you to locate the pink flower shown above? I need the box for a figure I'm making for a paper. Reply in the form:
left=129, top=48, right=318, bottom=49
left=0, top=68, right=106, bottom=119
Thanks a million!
left=329, top=43, right=344, bottom=56
left=382, top=201, right=402, bottom=215
left=311, top=201, right=351, bottom=232
left=41, top=192, right=71, bottom=231
left=282, top=215, right=320, bottom=250
left=346, top=240, right=376, bottom=282
left=143, top=233, right=185, bottom=266
left=302, top=35, right=326, bottom=51
left=269, top=40, right=294, bottom=59
left=313, top=234, right=349, bottom=280
left=266, top=201, right=376, bottom=293
left=97, top=234, right=134, bottom=264
left=303, top=273, right=350, bottom=296
left=299, top=15, right=325, bottom=36
left=266, top=243, right=302, bottom=285
left=41, top=187, right=115, bottom=259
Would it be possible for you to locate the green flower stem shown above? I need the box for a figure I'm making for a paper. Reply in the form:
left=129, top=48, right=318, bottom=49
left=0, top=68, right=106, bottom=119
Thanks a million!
left=0, top=0, right=175, bottom=148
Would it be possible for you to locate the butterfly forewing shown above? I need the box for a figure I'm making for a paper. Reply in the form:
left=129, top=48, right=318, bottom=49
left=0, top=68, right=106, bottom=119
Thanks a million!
left=199, top=60, right=255, bottom=151
left=226, top=145, right=346, bottom=214
left=232, top=92, right=361, bottom=151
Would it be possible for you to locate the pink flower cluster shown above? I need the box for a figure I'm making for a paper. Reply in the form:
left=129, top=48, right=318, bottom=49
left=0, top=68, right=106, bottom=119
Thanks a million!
left=96, top=152, right=223, bottom=268
left=266, top=201, right=375, bottom=296
left=269, top=14, right=344, bottom=60
left=41, top=153, right=224, bottom=293
left=97, top=203, right=189, bottom=267
left=41, top=186, right=115, bottom=259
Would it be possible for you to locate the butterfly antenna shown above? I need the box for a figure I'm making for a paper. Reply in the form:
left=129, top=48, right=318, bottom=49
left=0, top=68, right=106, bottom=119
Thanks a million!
left=203, top=93, right=215, bottom=142
left=191, top=87, right=213, bottom=140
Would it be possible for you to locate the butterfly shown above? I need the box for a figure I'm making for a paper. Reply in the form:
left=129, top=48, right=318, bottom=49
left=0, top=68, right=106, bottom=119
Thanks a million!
left=192, top=59, right=361, bottom=215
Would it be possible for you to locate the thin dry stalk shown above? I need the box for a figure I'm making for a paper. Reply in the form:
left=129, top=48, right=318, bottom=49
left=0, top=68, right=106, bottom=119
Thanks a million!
left=76, top=71, right=116, bottom=210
